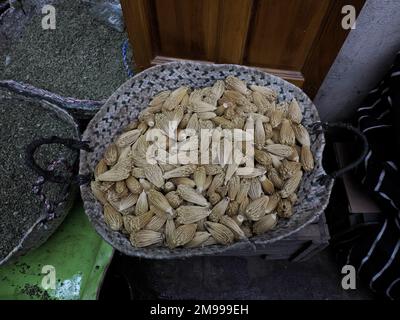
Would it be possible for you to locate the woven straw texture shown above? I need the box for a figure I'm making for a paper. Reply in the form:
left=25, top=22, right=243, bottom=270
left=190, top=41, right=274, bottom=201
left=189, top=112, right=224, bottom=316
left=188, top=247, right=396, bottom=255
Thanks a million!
left=80, top=62, right=334, bottom=259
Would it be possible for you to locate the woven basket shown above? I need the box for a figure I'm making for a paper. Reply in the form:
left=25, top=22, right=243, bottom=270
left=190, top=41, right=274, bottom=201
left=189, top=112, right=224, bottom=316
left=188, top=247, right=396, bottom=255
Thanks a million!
left=79, top=62, right=335, bottom=259
left=0, top=91, right=80, bottom=266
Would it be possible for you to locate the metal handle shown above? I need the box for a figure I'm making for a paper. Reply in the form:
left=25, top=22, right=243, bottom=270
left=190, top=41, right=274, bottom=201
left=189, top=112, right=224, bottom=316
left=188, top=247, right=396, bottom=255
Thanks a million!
left=310, top=122, right=369, bottom=184
left=25, top=136, right=93, bottom=185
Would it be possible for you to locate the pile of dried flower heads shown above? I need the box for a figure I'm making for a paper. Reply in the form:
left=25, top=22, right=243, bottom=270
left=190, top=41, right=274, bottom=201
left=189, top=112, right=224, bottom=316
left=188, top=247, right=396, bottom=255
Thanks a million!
left=91, top=76, right=314, bottom=249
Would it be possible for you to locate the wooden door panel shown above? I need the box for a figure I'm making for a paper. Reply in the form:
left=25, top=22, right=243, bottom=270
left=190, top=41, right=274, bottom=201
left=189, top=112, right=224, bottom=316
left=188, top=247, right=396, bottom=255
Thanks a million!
left=154, top=0, right=219, bottom=61
left=121, top=0, right=366, bottom=98
left=245, top=0, right=330, bottom=70
left=121, top=0, right=153, bottom=71
left=302, top=0, right=366, bottom=97
left=216, top=0, right=254, bottom=64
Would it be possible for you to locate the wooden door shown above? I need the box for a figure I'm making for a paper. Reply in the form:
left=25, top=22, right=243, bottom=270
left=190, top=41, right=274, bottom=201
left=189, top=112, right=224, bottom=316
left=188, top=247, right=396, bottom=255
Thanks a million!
left=121, top=0, right=365, bottom=98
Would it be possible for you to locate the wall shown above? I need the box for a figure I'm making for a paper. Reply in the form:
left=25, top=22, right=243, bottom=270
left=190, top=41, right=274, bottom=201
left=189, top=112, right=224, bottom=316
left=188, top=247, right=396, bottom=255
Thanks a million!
left=314, top=0, right=400, bottom=121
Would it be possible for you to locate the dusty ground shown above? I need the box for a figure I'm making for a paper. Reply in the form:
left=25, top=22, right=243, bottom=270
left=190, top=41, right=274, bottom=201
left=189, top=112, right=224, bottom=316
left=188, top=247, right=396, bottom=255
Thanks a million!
left=100, top=249, right=373, bottom=300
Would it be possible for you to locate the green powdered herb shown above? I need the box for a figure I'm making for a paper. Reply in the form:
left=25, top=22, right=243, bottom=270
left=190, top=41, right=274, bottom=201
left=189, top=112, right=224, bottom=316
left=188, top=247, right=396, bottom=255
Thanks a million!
left=0, top=90, right=78, bottom=261
left=0, top=0, right=131, bottom=100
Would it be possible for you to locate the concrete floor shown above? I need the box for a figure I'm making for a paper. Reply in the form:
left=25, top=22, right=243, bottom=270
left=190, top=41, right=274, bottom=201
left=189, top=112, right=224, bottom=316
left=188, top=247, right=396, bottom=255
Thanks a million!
left=101, top=249, right=373, bottom=300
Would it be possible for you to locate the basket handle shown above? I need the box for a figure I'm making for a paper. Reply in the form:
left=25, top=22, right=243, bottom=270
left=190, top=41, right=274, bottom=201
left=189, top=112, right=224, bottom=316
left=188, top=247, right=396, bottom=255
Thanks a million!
left=310, top=122, right=369, bottom=185
left=25, top=136, right=93, bottom=185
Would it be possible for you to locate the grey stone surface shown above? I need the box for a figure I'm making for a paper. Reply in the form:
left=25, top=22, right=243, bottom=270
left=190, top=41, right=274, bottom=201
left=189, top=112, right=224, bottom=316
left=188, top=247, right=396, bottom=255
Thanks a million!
left=130, top=249, right=373, bottom=300
left=314, top=0, right=400, bottom=121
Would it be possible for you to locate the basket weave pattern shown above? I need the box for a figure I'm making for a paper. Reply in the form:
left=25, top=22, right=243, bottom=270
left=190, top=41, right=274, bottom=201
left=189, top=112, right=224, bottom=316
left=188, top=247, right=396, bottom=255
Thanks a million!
left=80, top=62, right=334, bottom=258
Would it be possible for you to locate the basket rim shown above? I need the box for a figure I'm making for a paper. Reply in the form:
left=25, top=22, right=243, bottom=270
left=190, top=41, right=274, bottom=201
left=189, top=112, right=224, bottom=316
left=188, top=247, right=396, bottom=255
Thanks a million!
left=80, top=61, right=334, bottom=258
